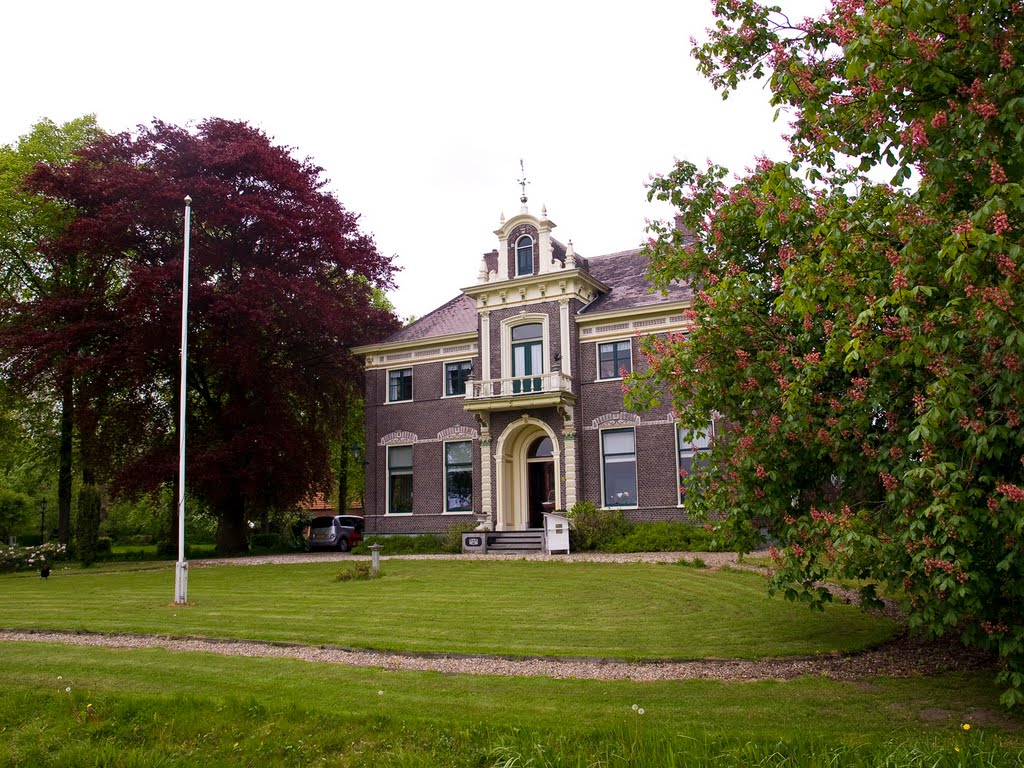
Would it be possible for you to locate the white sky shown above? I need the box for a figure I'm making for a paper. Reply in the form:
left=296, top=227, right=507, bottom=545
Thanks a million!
left=1, top=0, right=814, bottom=321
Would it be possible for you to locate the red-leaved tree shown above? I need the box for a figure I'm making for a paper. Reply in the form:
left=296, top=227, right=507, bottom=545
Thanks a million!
left=12, top=118, right=399, bottom=553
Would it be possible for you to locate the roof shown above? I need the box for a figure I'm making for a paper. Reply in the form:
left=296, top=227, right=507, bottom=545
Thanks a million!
left=580, top=248, right=692, bottom=315
left=381, top=293, right=478, bottom=345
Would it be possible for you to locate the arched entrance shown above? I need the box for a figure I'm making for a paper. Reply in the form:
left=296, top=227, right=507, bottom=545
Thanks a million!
left=494, top=418, right=560, bottom=530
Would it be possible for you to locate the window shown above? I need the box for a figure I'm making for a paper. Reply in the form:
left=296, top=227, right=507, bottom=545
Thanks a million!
left=444, top=441, right=473, bottom=512
left=388, top=368, right=412, bottom=402
left=511, top=323, right=543, bottom=393
left=387, top=445, right=413, bottom=514
left=677, top=423, right=713, bottom=505
left=516, top=235, right=534, bottom=276
left=445, top=360, right=472, bottom=396
left=598, top=340, right=632, bottom=379
left=601, top=428, right=637, bottom=507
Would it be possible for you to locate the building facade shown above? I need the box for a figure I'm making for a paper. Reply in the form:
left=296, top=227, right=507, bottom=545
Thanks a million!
left=353, top=200, right=707, bottom=535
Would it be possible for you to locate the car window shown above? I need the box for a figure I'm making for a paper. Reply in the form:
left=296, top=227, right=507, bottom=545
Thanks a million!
left=310, top=516, right=335, bottom=528
left=338, top=516, right=364, bottom=531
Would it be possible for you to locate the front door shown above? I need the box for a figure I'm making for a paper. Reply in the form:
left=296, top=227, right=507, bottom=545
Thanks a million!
left=527, top=460, right=554, bottom=529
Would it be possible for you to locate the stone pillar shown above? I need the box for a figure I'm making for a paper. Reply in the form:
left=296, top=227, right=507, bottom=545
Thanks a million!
left=559, top=299, right=571, bottom=378
left=480, top=311, right=491, bottom=381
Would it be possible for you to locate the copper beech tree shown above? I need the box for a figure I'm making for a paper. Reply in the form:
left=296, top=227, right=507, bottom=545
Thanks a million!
left=627, top=1, right=1024, bottom=704
left=4, top=118, right=399, bottom=553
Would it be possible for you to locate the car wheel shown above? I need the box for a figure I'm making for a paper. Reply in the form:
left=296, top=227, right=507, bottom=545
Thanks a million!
left=337, top=537, right=350, bottom=552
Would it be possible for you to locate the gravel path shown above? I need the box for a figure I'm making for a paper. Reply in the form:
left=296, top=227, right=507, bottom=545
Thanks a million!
left=1, top=551, right=996, bottom=682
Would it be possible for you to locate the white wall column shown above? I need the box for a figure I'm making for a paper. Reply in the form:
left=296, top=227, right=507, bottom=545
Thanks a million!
left=559, top=299, right=571, bottom=377
left=479, top=310, right=491, bottom=380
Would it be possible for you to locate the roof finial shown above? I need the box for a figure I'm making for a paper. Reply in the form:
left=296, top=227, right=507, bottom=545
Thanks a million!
left=517, top=159, right=529, bottom=208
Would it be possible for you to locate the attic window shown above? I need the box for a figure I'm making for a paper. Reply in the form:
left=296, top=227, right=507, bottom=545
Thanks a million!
left=515, top=235, right=534, bottom=276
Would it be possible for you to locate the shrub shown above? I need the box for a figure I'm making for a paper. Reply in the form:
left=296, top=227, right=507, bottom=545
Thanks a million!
left=441, top=522, right=480, bottom=554
left=0, top=542, right=67, bottom=573
left=567, top=501, right=632, bottom=551
left=352, top=534, right=444, bottom=555
left=600, top=522, right=717, bottom=553
left=335, top=562, right=377, bottom=581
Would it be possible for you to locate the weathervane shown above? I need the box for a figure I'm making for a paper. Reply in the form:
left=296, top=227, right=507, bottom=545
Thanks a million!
left=517, top=159, right=529, bottom=204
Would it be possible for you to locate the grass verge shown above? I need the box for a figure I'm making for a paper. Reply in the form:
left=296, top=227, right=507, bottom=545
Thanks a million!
left=0, top=642, right=1020, bottom=767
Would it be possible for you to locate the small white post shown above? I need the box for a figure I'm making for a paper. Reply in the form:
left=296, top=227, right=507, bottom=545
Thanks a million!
left=370, top=543, right=382, bottom=577
left=175, top=196, right=192, bottom=605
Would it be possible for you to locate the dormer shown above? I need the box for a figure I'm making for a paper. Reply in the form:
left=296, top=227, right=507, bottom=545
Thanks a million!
left=490, top=203, right=561, bottom=281
left=466, top=201, right=607, bottom=310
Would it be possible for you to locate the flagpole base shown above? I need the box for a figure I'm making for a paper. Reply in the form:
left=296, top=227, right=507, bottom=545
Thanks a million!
left=174, top=560, right=189, bottom=604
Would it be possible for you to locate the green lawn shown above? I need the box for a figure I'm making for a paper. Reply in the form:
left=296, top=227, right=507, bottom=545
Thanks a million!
left=0, top=559, right=895, bottom=659
left=1, top=558, right=1020, bottom=766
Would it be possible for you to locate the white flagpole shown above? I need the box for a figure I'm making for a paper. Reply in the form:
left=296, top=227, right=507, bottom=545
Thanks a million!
left=175, top=195, right=192, bottom=605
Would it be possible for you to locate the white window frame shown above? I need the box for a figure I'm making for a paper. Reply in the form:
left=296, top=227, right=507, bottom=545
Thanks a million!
left=599, top=426, right=638, bottom=510
left=442, top=359, right=473, bottom=398
left=499, top=313, right=551, bottom=381
left=595, top=338, right=633, bottom=381
left=676, top=422, right=714, bottom=507
left=386, top=367, right=413, bottom=404
left=515, top=234, right=534, bottom=277
left=386, top=443, right=414, bottom=515
left=443, top=439, right=474, bottom=513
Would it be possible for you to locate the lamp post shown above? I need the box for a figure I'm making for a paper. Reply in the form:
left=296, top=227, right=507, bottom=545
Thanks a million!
left=39, top=498, right=47, bottom=543
left=175, top=195, right=192, bottom=605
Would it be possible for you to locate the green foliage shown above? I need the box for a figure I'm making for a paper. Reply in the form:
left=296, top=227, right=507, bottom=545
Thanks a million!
left=441, top=522, right=479, bottom=554
left=567, top=501, right=633, bottom=551
left=0, top=487, right=32, bottom=540
left=633, top=0, right=1024, bottom=705
left=74, top=484, right=100, bottom=567
left=351, top=534, right=445, bottom=555
left=335, top=561, right=377, bottom=581
left=0, top=541, right=65, bottom=572
left=600, top=522, right=717, bottom=553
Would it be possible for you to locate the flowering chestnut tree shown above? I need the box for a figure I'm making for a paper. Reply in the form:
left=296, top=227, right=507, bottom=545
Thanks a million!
left=627, top=0, right=1024, bottom=705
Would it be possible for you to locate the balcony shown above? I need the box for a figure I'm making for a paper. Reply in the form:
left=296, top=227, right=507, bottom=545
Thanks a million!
left=463, top=372, right=576, bottom=413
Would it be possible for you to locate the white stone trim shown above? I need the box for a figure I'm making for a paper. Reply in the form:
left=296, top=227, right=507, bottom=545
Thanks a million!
left=437, top=426, right=479, bottom=440
left=380, top=430, right=418, bottom=446
left=589, top=411, right=641, bottom=430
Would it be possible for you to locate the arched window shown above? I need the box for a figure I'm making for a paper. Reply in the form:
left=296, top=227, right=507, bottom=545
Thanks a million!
left=528, top=436, right=553, bottom=458
left=516, top=235, right=534, bottom=276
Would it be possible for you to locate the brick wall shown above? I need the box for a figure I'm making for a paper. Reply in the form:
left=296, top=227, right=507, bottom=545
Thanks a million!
left=506, top=224, right=539, bottom=276
left=577, top=333, right=687, bottom=523
left=363, top=357, right=481, bottom=535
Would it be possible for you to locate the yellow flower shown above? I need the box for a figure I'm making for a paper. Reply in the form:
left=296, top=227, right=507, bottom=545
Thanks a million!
left=963, top=723, right=971, bottom=731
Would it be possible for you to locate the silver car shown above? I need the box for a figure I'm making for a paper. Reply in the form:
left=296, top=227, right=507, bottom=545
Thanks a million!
left=304, top=515, right=364, bottom=552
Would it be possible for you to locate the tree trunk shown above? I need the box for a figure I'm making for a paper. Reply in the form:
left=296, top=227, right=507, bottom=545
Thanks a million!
left=75, top=482, right=101, bottom=566
left=338, top=388, right=349, bottom=514
left=57, top=376, right=73, bottom=546
left=215, top=495, right=249, bottom=554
